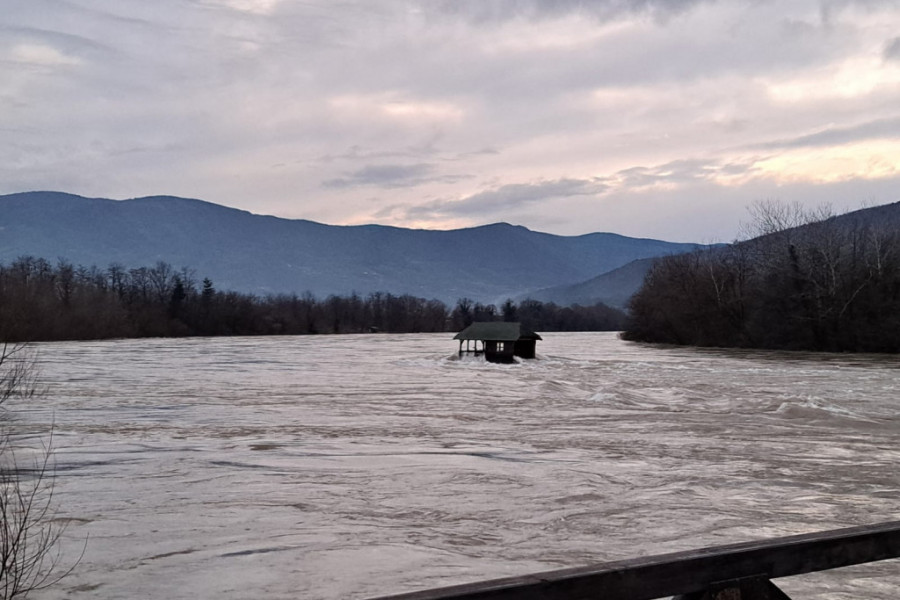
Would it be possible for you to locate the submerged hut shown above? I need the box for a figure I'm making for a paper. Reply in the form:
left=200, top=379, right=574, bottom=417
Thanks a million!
left=453, top=322, right=542, bottom=363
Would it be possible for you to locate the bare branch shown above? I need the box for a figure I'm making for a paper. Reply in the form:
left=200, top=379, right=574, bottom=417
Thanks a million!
left=0, top=344, right=81, bottom=598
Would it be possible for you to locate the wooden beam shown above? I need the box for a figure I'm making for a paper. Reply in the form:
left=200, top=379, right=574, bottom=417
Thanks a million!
left=367, top=521, right=900, bottom=600
left=673, top=576, right=795, bottom=600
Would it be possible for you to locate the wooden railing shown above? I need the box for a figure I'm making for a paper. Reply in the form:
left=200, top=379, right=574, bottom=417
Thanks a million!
left=368, top=521, right=900, bottom=600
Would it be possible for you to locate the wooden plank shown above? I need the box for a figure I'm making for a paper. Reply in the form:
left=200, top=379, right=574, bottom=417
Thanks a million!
left=367, top=521, right=900, bottom=600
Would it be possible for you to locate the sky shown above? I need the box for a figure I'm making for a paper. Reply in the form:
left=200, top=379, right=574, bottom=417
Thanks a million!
left=3, top=0, right=900, bottom=242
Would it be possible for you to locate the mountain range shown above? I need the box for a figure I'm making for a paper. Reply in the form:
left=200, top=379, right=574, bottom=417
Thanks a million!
left=0, top=191, right=705, bottom=306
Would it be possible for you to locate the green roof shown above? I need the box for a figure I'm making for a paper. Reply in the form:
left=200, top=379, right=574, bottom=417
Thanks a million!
left=453, top=322, right=542, bottom=341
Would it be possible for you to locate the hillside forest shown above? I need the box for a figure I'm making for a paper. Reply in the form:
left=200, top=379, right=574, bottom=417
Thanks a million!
left=623, top=202, right=900, bottom=352
left=0, top=257, right=625, bottom=342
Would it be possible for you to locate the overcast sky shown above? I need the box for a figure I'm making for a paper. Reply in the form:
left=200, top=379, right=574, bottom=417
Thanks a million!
left=3, top=0, right=900, bottom=241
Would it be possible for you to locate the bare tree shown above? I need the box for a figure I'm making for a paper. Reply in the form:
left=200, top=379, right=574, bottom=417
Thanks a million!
left=626, top=200, right=900, bottom=351
left=739, top=199, right=834, bottom=240
left=0, top=346, right=38, bottom=408
left=0, top=343, right=77, bottom=599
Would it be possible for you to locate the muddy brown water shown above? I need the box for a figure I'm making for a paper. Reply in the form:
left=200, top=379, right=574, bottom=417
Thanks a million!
left=12, top=332, right=899, bottom=599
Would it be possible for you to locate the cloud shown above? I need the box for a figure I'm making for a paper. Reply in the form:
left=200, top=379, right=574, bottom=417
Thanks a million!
left=885, top=36, right=900, bottom=61
left=753, top=117, right=900, bottom=150
left=431, top=0, right=711, bottom=25
left=373, top=158, right=767, bottom=228
left=8, top=43, right=81, bottom=67
left=322, top=163, right=471, bottom=189
left=4, top=0, right=900, bottom=243
left=389, top=178, right=608, bottom=223
left=214, top=0, right=284, bottom=15
left=323, top=164, right=436, bottom=188
left=455, top=178, right=607, bottom=212
left=592, top=158, right=765, bottom=192
left=609, top=160, right=713, bottom=188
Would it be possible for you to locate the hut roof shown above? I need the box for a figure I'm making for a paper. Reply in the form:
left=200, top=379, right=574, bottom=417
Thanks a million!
left=453, top=322, right=542, bottom=341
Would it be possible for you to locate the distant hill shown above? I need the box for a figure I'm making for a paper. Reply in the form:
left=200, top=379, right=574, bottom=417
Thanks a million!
left=827, top=201, right=900, bottom=228
left=525, top=201, right=900, bottom=310
left=518, top=257, right=658, bottom=309
left=0, top=191, right=704, bottom=303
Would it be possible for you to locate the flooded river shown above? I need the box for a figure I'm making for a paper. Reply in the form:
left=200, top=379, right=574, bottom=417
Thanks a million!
left=12, top=332, right=900, bottom=598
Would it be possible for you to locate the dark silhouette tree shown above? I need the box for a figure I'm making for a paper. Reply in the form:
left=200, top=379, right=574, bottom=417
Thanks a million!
left=501, top=298, right=517, bottom=322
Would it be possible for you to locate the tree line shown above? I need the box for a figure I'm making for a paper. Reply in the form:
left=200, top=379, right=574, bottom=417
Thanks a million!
left=623, top=202, right=900, bottom=352
left=0, top=257, right=625, bottom=342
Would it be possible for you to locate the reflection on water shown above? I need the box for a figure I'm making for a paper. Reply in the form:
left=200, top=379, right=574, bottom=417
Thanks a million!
left=13, top=333, right=900, bottom=599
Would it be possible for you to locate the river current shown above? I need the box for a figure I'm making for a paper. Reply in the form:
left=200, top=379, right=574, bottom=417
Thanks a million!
left=12, top=332, right=900, bottom=599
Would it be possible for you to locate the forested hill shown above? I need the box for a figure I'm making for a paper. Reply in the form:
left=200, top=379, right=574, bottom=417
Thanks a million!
left=623, top=201, right=900, bottom=352
left=0, top=191, right=702, bottom=303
